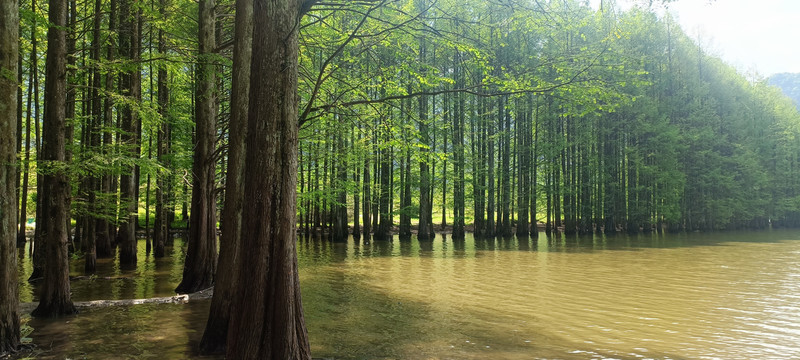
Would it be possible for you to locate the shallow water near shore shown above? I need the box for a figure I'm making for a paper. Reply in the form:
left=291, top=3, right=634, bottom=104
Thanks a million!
left=16, top=229, right=800, bottom=359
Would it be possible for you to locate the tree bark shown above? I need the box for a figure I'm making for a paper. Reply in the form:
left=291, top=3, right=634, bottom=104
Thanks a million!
left=0, top=0, right=21, bottom=350
left=28, top=0, right=44, bottom=282
left=32, top=0, right=77, bottom=317
left=96, top=0, right=117, bottom=258
left=17, top=22, right=34, bottom=248
left=332, top=130, right=348, bottom=242
left=198, top=0, right=251, bottom=350
left=84, top=0, right=104, bottom=273
left=225, top=1, right=312, bottom=358
left=153, top=0, right=170, bottom=259
left=176, top=0, right=217, bottom=294
left=376, top=118, right=392, bottom=241
left=117, top=0, right=140, bottom=268
left=416, top=50, right=433, bottom=239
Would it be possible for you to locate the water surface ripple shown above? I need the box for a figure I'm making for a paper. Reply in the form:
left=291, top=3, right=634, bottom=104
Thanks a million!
left=17, top=230, right=800, bottom=359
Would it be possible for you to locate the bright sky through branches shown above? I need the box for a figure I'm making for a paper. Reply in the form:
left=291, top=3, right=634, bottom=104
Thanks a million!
left=591, top=0, right=800, bottom=77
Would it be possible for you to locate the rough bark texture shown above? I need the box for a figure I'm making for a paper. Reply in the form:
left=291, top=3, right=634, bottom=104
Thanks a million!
left=197, top=0, right=251, bottom=352
left=176, top=0, right=217, bottom=294
left=153, top=0, right=170, bottom=258
left=225, top=0, right=311, bottom=358
left=117, top=0, right=140, bottom=268
left=31, top=0, right=77, bottom=318
left=1, top=0, right=21, bottom=350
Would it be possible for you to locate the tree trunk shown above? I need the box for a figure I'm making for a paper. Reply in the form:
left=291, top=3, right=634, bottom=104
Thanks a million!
left=0, top=0, right=21, bottom=349
left=362, top=155, right=371, bottom=239
left=516, top=97, right=529, bottom=238
left=32, top=0, right=77, bottom=317
left=198, top=0, right=251, bottom=352
left=17, top=23, right=34, bottom=247
left=28, top=0, right=44, bottom=281
left=117, top=0, right=140, bottom=268
left=352, top=128, right=361, bottom=238
left=84, top=0, right=104, bottom=273
left=176, top=0, right=217, bottom=294
left=451, top=51, right=465, bottom=240
left=153, top=0, right=170, bottom=259
left=225, top=1, right=312, bottom=358
left=376, top=113, right=392, bottom=241
left=417, top=91, right=433, bottom=240
left=398, top=145, right=411, bottom=239
left=500, top=96, right=511, bottom=237
left=486, top=96, right=495, bottom=237
left=96, top=0, right=117, bottom=257
left=14, top=19, right=22, bottom=249
left=332, top=131, right=348, bottom=242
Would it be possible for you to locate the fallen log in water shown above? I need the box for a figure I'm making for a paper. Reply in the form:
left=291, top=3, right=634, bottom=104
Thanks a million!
left=18, top=287, right=214, bottom=314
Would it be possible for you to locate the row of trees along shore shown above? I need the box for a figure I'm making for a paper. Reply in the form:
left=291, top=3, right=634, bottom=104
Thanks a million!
left=3, top=0, right=800, bottom=357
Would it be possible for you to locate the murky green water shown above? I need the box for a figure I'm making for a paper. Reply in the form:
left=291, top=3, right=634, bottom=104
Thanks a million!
left=17, top=230, right=800, bottom=359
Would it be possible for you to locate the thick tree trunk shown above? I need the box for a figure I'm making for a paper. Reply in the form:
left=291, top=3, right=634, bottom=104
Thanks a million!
left=225, top=1, right=312, bottom=358
left=32, top=0, right=77, bottom=317
left=198, top=0, right=251, bottom=352
left=0, top=0, right=21, bottom=350
left=176, top=0, right=217, bottom=294
left=117, top=0, right=140, bottom=268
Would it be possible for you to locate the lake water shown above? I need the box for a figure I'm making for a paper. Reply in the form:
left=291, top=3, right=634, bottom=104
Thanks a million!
left=16, top=230, right=800, bottom=359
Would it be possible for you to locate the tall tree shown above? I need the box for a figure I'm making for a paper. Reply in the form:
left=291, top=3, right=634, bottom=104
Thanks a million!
left=175, top=0, right=217, bottom=294
left=96, top=0, right=117, bottom=258
left=28, top=0, right=44, bottom=281
left=225, top=0, right=315, bottom=357
left=0, top=0, right=21, bottom=350
left=198, top=0, right=252, bottom=351
left=83, top=0, right=104, bottom=273
left=152, top=0, right=170, bottom=258
left=17, top=5, right=35, bottom=247
left=32, top=0, right=77, bottom=317
left=117, top=0, right=141, bottom=268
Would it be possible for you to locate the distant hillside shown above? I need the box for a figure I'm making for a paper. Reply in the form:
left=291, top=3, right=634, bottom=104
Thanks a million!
left=769, top=73, right=800, bottom=109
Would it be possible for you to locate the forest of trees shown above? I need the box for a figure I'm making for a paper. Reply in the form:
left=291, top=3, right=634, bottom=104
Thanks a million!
left=3, top=0, right=800, bottom=357
left=770, top=73, right=800, bottom=109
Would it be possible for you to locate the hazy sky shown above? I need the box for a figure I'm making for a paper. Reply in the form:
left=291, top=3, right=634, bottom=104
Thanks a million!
left=591, top=0, right=800, bottom=77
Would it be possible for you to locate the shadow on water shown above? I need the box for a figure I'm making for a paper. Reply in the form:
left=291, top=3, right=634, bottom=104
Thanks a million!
left=14, top=228, right=800, bottom=359
left=297, top=234, right=724, bottom=360
left=23, top=301, right=214, bottom=359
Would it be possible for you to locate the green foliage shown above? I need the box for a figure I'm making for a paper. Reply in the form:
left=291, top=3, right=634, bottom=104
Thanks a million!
left=15, top=0, right=800, bottom=236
